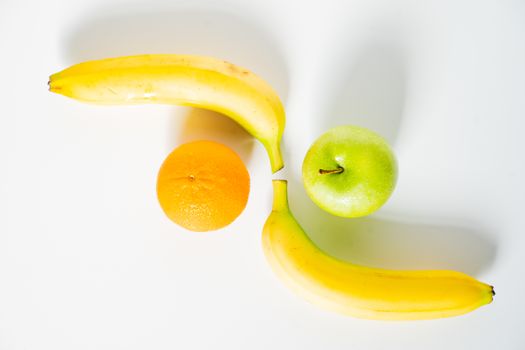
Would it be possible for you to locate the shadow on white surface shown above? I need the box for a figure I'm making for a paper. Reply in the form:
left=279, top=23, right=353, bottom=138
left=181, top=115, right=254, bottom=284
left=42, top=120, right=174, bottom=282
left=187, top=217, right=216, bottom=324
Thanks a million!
left=61, top=6, right=287, bottom=165
left=291, top=41, right=497, bottom=276
left=61, top=7, right=288, bottom=102
left=172, top=108, right=255, bottom=163
left=288, top=179, right=497, bottom=276
left=322, top=42, right=406, bottom=146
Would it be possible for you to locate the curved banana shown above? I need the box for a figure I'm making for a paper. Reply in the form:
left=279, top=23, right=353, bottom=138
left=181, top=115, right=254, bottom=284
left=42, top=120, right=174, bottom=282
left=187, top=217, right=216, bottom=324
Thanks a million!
left=263, top=180, right=494, bottom=320
left=49, top=54, right=285, bottom=173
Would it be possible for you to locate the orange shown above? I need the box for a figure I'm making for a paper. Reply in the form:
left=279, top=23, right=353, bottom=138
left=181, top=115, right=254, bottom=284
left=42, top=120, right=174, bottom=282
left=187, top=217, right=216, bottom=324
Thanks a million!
left=156, top=140, right=250, bottom=232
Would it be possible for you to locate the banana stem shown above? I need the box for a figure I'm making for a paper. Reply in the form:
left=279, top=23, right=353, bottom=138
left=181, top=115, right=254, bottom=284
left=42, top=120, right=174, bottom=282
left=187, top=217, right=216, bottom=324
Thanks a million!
left=265, top=141, right=284, bottom=173
left=271, top=180, right=289, bottom=212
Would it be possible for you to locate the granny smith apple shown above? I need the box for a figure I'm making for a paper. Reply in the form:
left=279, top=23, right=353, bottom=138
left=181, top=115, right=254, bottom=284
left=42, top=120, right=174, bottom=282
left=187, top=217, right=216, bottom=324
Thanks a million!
left=302, top=125, right=397, bottom=217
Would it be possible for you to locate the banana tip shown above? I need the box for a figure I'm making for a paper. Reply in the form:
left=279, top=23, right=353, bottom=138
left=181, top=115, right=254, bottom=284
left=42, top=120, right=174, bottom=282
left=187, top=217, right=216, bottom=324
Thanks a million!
left=48, top=79, right=61, bottom=93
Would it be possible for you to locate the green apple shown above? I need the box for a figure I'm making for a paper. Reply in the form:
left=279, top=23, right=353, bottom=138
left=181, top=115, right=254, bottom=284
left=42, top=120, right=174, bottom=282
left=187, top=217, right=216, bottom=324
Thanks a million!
left=302, top=125, right=397, bottom=218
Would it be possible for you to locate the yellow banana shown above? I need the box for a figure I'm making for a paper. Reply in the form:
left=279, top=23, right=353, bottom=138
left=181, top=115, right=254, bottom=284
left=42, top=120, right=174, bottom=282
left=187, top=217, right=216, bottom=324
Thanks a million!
left=263, top=180, right=494, bottom=320
left=49, top=54, right=285, bottom=173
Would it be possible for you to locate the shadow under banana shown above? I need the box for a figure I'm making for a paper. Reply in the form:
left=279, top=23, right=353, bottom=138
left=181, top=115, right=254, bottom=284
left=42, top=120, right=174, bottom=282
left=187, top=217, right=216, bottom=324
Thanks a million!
left=264, top=40, right=496, bottom=320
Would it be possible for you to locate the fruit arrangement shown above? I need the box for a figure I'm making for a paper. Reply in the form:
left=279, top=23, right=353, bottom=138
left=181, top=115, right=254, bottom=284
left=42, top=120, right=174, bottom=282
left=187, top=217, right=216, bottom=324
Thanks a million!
left=49, top=54, right=494, bottom=320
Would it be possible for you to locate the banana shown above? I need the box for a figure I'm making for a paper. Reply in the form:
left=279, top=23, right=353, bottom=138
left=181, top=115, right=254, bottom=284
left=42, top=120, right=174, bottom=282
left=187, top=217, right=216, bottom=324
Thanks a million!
left=49, top=54, right=285, bottom=173
left=263, top=180, right=494, bottom=320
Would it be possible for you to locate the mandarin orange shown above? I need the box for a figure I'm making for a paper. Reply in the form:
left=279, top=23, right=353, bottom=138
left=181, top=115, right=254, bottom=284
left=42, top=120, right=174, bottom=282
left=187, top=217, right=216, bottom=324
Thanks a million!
left=156, top=141, right=250, bottom=231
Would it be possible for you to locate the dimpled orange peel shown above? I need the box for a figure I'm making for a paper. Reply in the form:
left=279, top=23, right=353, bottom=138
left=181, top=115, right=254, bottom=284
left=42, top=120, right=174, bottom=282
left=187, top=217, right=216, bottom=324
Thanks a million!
left=157, top=141, right=250, bottom=232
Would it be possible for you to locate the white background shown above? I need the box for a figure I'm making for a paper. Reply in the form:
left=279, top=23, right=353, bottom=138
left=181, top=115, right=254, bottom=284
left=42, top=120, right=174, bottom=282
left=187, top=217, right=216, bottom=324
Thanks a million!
left=1, top=0, right=524, bottom=349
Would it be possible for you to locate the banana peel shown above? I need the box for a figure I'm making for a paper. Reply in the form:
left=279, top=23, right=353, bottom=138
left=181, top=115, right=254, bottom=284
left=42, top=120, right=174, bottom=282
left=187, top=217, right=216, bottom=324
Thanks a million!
left=49, top=54, right=285, bottom=173
left=263, top=180, right=494, bottom=320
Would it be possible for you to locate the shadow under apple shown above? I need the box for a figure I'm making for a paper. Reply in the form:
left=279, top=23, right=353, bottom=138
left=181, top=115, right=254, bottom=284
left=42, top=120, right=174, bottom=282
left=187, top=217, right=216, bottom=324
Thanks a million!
left=290, top=40, right=496, bottom=276
left=320, top=42, right=406, bottom=146
left=287, top=178, right=497, bottom=276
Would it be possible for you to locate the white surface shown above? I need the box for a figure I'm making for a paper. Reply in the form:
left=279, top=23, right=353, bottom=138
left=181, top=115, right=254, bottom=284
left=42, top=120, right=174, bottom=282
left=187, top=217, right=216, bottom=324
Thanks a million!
left=1, top=0, right=525, bottom=349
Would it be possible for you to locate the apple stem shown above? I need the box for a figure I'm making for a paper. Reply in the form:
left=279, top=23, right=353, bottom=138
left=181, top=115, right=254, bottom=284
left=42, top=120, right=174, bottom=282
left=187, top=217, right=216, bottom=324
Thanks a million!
left=319, top=167, right=344, bottom=175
